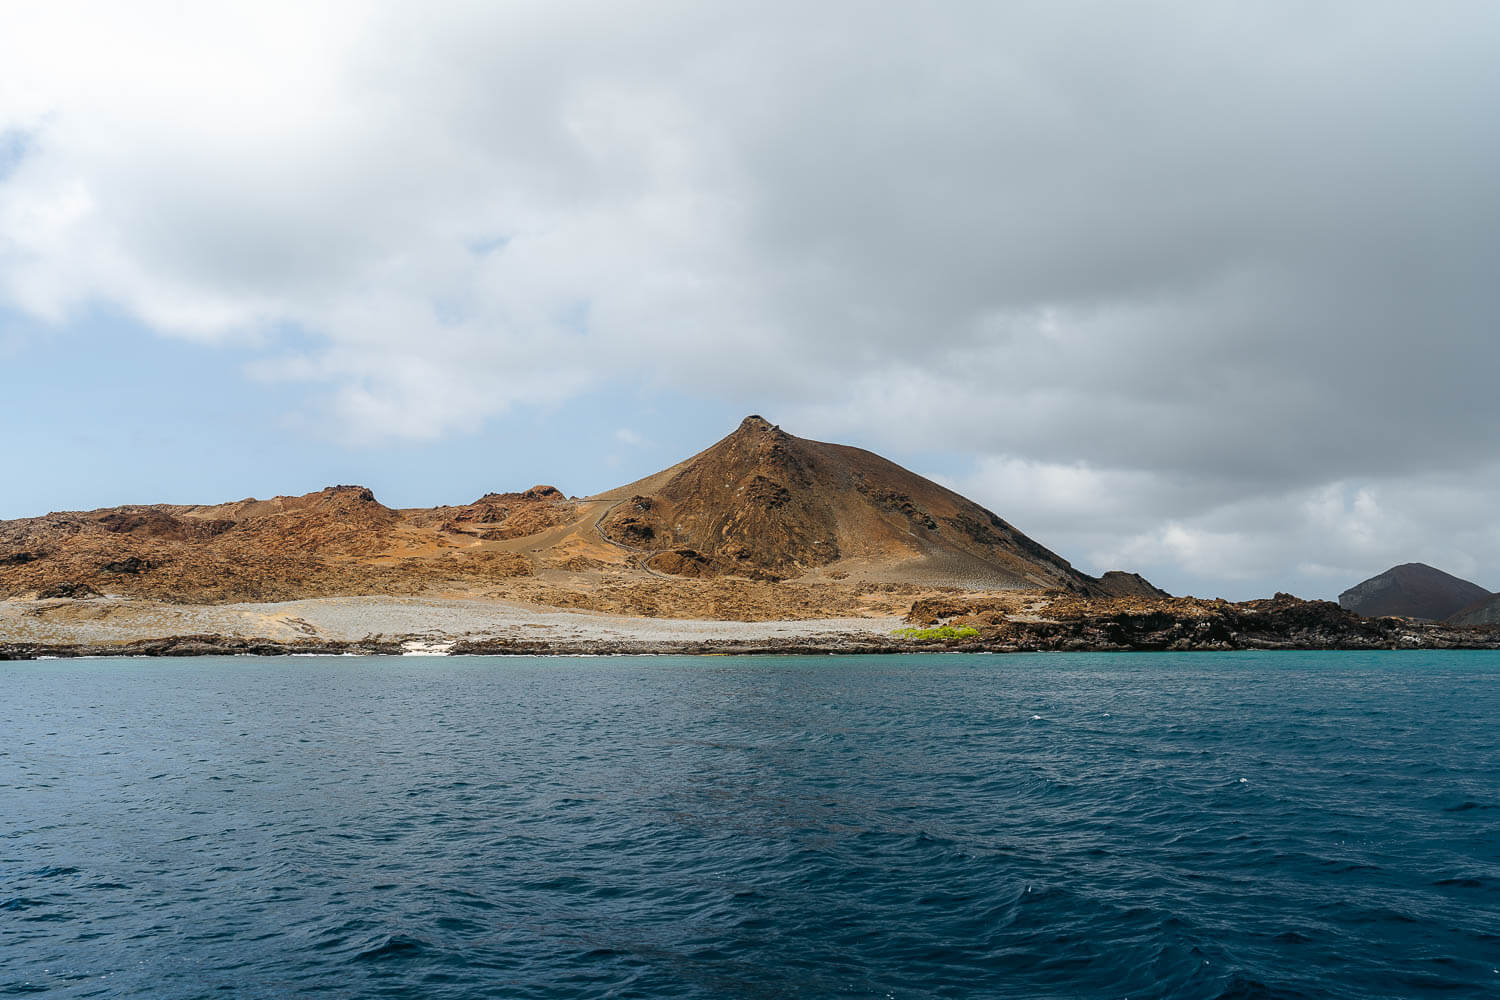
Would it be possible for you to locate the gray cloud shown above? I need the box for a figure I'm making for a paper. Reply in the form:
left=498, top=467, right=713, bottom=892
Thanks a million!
left=2, top=0, right=1498, bottom=597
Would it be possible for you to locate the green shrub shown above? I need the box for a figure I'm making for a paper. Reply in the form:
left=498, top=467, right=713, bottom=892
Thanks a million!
left=892, top=625, right=980, bottom=641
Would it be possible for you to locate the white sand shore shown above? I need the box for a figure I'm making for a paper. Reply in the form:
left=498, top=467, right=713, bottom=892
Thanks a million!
left=0, top=594, right=902, bottom=647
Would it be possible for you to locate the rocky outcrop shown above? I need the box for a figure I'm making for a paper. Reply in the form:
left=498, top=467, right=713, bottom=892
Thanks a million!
left=440, top=487, right=579, bottom=540
left=907, top=591, right=1500, bottom=651
left=1088, top=570, right=1170, bottom=599
left=36, top=582, right=101, bottom=600
left=601, top=496, right=658, bottom=545
left=97, top=509, right=233, bottom=541
left=1338, top=563, right=1491, bottom=621
left=647, top=548, right=721, bottom=578
left=100, top=557, right=150, bottom=575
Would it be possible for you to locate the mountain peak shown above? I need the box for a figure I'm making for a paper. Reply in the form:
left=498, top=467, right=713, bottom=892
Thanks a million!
left=734, top=414, right=777, bottom=436
left=1339, top=563, right=1490, bottom=620
left=596, top=418, right=1119, bottom=591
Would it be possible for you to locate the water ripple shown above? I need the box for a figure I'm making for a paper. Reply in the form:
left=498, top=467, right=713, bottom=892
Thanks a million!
left=0, top=651, right=1497, bottom=998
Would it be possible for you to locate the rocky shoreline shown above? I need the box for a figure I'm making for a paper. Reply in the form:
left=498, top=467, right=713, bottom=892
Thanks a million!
left=6, top=596, right=1500, bottom=660
left=906, top=591, right=1500, bottom=653
left=6, top=592, right=1500, bottom=661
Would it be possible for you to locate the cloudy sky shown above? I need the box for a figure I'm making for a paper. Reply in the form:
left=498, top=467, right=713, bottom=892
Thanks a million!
left=3, top=1, right=1498, bottom=600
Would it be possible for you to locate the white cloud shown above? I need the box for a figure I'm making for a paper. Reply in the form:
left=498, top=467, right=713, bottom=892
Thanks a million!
left=3, top=1, right=1498, bottom=595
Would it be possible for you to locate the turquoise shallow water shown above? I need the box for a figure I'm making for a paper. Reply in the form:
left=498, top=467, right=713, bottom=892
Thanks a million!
left=2, top=651, right=1498, bottom=998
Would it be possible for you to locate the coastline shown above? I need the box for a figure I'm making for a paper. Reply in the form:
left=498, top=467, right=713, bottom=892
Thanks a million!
left=0, top=594, right=908, bottom=660
left=9, top=634, right=1500, bottom=660
left=6, top=591, right=1500, bottom=661
left=6, top=625, right=1500, bottom=661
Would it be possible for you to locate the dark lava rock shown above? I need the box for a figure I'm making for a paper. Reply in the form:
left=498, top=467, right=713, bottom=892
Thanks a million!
left=909, top=591, right=1500, bottom=652
left=613, top=519, right=655, bottom=544
left=857, top=482, right=938, bottom=530
left=611, top=506, right=657, bottom=543
left=100, top=557, right=151, bottom=575
left=650, top=548, right=721, bottom=578
left=99, top=510, right=179, bottom=537
left=600, top=496, right=660, bottom=547
left=37, top=582, right=101, bottom=600
left=95, top=510, right=230, bottom=541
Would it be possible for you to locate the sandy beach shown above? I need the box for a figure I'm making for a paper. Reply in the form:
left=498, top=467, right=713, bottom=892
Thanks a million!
left=0, top=594, right=904, bottom=649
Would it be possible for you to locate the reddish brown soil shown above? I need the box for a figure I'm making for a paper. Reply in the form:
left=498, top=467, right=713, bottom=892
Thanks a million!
left=0, top=485, right=537, bottom=604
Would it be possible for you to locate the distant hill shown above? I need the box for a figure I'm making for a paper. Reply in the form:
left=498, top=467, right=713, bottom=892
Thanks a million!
left=1448, top=593, right=1500, bottom=626
left=1337, top=563, right=1491, bottom=621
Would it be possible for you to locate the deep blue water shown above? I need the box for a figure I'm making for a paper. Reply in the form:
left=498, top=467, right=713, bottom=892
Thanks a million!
left=2, top=652, right=1498, bottom=999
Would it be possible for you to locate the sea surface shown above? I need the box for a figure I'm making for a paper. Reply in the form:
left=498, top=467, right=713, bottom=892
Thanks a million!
left=2, top=652, right=1498, bottom=999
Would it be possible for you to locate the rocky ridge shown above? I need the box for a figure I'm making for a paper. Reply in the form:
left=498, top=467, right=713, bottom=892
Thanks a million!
left=0, top=484, right=550, bottom=604
left=0, top=417, right=1157, bottom=610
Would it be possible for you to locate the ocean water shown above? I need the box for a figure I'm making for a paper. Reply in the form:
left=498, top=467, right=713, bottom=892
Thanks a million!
left=2, top=652, right=1497, bottom=999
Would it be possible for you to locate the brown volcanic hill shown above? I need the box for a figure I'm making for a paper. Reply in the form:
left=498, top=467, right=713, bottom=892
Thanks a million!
left=1337, top=562, right=1491, bottom=621
left=0, top=416, right=1161, bottom=609
left=593, top=415, right=1149, bottom=594
left=0, top=484, right=552, bottom=603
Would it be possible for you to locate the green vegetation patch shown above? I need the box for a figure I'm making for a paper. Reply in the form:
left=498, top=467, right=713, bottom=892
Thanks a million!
left=893, top=625, right=981, bottom=641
